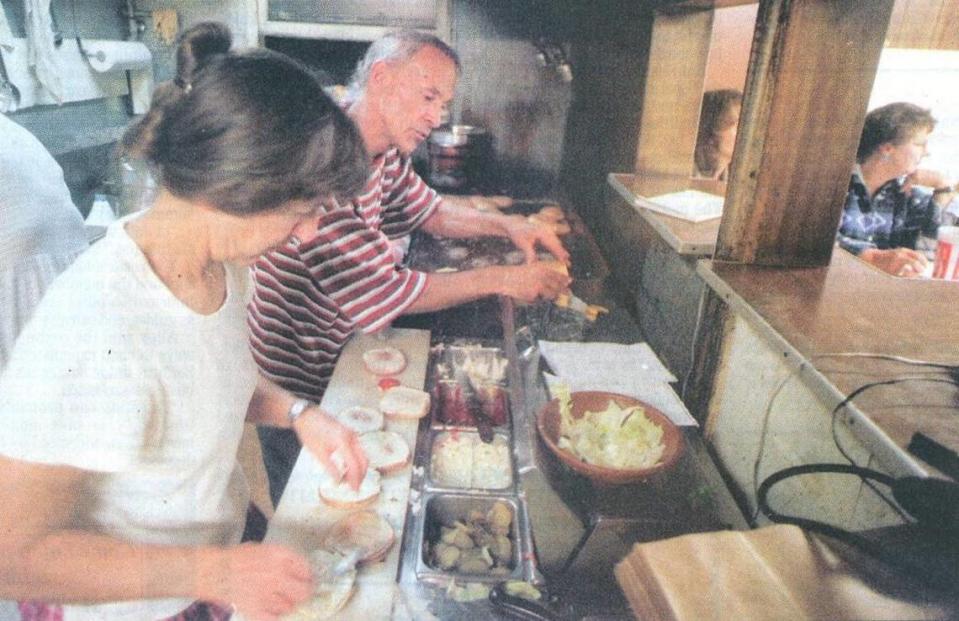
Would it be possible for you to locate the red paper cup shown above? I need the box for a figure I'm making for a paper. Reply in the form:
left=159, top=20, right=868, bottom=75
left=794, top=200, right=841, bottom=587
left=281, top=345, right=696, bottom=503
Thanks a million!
left=932, top=226, right=959, bottom=280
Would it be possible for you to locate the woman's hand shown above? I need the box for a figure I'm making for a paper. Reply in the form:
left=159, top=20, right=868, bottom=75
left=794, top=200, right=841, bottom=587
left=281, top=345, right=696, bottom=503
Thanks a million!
left=860, top=247, right=928, bottom=277
left=502, top=214, right=570, bottom=265
left=199, top=543, right=313, bottom=621
left=292, top=408, right=368, bottom=490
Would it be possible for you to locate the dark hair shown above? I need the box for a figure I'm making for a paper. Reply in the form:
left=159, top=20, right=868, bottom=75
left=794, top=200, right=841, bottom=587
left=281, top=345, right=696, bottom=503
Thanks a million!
left=121, top=22, right=368, bottom=214
left=346, top=30, right=460, bottom=102
left=856, top=102, right=936, bottom=163
left=694, top=89, right=743, bottom=178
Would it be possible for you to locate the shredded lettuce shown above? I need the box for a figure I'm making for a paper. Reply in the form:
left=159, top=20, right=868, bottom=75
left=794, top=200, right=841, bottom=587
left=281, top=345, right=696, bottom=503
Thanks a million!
left=557, top=398, right=665, bottom=469
left=554, top=383, right=574, bottom=432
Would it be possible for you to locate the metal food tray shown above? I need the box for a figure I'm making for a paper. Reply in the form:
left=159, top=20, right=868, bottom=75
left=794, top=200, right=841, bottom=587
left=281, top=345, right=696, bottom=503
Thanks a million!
left=412, top=492, right=527, bottom=586
left=428, top=341, right=511, bottom=430
left=398, top=338, right=541, bottom=603
left=425, top=428, right=516, bottom=494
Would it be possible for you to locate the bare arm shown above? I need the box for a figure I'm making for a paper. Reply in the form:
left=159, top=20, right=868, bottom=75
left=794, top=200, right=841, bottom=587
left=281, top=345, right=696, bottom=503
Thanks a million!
left=246, top=374, right=368, bottom=489
left=0, top=456, right=311, bottom=620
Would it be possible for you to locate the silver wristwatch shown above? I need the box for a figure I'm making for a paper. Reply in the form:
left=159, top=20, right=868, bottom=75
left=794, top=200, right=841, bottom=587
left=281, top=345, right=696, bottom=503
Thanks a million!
left=287, top=398, right=313, bottom=425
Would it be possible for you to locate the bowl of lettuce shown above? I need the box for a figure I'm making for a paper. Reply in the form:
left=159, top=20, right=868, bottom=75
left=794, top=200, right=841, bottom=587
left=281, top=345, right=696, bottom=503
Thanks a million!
left=536, top=390, right=683, bottom=484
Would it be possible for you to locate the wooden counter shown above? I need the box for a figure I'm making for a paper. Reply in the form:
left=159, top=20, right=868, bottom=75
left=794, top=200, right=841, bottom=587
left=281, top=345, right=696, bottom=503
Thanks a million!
left=698, top=250, right=959, bottom=478
left=598, top=173, right=723, bottom=385
left=607, top=172, right=721, bottom=256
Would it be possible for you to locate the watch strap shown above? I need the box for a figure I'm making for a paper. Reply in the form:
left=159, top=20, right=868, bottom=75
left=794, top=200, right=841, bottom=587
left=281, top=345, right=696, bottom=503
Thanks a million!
left=287, top=398, right=313, bottom=425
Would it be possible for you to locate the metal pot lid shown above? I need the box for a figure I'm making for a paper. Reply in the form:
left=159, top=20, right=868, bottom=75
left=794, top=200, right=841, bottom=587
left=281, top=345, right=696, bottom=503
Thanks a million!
left=429, top=124, right=487, bottom=147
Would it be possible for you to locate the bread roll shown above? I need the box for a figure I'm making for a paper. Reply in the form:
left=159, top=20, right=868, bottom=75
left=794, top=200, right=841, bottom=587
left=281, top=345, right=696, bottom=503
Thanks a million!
left=359, top=430, right=410, bottom=474
left=323, top=510, right=396, bottom=565
left=379, top=386, right=431, bottom=420
left=287, top=549, right=357, bottom=620
left=319, top=469, right=381, bottom=509
left=362, top=346, right=407, bottom=376
left=335, top=406, right=384, bottom=434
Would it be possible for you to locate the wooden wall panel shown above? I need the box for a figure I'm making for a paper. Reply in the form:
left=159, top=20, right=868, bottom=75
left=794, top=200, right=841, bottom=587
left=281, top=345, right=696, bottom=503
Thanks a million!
left=887, top=0, right=959, bottom=50
left=715, top=0, right=895, bottom=267
left=634, top=10, right=714, bottom=177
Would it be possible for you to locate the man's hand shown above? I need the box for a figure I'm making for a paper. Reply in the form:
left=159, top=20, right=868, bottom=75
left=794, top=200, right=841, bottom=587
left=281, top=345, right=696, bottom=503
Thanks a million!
left=860, top=247, right=928, bottom=277
left=502, top=214, right=570, bottom=265
left=495, top=263, right=572, bottom=303
left=200, top=544, right=313, bottom=621
left=292, top=408, right=368, bottom=490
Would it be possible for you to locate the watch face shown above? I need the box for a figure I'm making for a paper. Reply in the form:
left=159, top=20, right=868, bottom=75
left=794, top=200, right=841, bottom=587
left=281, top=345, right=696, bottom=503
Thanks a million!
left=288, top=398, right=312, bottom=423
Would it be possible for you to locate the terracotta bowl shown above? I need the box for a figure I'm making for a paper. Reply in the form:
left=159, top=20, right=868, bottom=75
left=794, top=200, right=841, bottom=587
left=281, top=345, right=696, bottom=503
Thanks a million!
left=536, top=391, right=684, bottom=485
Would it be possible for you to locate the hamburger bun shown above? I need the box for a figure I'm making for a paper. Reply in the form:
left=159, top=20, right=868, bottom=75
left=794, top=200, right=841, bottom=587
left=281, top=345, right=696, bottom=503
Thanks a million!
left=359, top=430, right=410, bottom=474
left=378, top=386, right=431, bottom=420
left=322, top=510, right=396, bottom=565
left=335, top=405, right=384, bottom=434
left=319, top=469, right=381, bottom=509
left=362, top=346, right=407, bottom=376
left=287, top=549, right=356, bottom=620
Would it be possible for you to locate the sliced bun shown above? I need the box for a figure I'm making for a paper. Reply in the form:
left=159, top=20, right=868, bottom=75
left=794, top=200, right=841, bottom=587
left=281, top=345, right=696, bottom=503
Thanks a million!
left=288, top=549, right=356, bottom=620
left=335, top=405, right=384, bottom=434
left=362, top=346, right=407, bottom=376
left=323, top=510, right=396, bottom=565
left=319, top=469, right=381, bottom=509
left=359, top=430, right=410, bottom=474
left=379, top=386, right=431, bottom=420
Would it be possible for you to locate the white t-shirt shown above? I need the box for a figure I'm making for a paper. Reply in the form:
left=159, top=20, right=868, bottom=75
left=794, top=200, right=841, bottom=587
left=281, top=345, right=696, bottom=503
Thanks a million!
left=0, top=114, right=88, bottom=370
left=0, top=219, right=255, bottom=620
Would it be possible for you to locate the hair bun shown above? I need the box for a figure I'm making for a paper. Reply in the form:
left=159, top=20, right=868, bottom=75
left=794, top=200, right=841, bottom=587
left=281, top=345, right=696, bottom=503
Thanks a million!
left=175, top=22, right=232, bottom=86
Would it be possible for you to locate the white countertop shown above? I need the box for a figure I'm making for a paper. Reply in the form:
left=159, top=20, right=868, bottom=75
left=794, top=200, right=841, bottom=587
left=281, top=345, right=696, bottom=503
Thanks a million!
left=260, top=328, right=431, bottom=620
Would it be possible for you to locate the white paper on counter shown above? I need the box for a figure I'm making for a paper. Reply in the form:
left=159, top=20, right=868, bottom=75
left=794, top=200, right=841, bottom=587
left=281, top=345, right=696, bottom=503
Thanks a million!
left=538, top=341, right=697, bottom=427
left=538, top=341, right=677, bottom=384
left=640, top=189, right=724, bottom=223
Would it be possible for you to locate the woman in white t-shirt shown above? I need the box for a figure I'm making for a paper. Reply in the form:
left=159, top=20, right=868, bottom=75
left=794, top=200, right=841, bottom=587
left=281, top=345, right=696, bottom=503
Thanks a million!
left=0, top=22, right=369, bottom=621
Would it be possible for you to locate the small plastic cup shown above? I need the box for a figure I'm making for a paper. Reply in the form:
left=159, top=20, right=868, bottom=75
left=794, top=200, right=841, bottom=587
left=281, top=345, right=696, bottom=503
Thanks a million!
left=932, top=226, right=959, bottom=280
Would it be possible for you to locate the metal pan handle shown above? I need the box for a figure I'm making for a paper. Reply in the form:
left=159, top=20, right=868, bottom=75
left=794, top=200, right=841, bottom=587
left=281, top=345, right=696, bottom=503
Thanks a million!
left=488, top=583, right=562, bottom=621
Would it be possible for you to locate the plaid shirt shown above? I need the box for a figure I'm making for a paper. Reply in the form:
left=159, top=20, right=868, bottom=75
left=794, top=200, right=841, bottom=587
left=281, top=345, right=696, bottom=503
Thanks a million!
left=837, top=170, right=940, bottom=255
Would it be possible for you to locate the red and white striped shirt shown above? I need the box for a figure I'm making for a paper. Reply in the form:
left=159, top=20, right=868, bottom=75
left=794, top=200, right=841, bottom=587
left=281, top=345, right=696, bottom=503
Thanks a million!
left=248, top=149, right=439, bottom=401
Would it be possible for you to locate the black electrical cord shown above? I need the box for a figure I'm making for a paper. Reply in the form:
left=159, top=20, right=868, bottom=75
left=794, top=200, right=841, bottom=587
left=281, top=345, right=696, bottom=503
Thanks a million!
left=828, top=376, right=959, bottom=520
left=757, top=463, right=959, bottom=592
left=829, top=376, right=959, bottom=466
left=752, top=372, right=959, bottom=524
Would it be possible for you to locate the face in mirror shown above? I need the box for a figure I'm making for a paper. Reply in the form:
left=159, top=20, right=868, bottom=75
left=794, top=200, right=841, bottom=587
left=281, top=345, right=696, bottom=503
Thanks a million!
left=692, top=89, right=743, bottom=182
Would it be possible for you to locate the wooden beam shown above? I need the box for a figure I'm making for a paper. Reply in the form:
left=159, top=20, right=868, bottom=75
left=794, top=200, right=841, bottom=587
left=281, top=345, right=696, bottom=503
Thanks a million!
left=715, top=0, right=895, bottom=266
left=635, top=9, right=714, bottom=178
left=887, top=0, right=959, bottom=50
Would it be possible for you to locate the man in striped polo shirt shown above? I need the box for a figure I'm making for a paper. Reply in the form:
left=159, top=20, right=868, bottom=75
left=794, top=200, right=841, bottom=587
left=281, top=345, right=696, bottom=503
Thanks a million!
left=249, top=31, right=571, bottom=504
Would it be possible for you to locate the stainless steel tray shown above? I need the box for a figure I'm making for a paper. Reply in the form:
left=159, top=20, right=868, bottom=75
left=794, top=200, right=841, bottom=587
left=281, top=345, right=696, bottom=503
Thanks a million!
left=398, top=338, right=542, bottom=609
left=413, top=492, right=526, bottom=586
left=425, top=428, right=516, bottom=494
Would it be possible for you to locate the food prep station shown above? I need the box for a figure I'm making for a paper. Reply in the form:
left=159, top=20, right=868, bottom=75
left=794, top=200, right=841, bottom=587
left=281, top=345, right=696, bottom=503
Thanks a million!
left=388, top=201, right=750, bottom=620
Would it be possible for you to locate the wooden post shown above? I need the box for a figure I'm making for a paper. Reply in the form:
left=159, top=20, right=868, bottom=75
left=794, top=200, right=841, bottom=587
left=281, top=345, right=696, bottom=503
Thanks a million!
left=715, top=0, right=895, bottom=266
left=635, top=8, right=714, bottom=178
